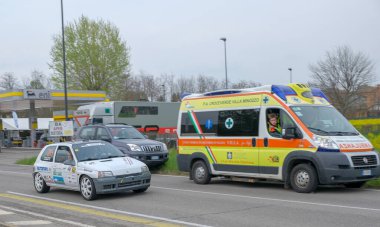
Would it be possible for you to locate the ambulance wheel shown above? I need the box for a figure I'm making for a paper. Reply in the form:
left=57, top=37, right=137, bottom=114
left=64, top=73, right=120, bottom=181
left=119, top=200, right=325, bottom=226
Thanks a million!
left=192, top=160, right=211, bottom=184
left=290, top=164, right=318, bottom=193
left=80, top=175, right=97, bottom=200
left=344, top=181, right=366, bottom=188
left=34, top=172, right=50, bottom=193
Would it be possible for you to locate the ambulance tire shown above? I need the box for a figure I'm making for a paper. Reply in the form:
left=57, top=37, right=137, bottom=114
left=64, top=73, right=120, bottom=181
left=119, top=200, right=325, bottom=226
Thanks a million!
left=80, top=175, right=98, bottom=200
left=192, top=160, right=211, bottom=184
left=34, top=172, right=50, bottom=193
left=290, top=164, right=318, bottom=193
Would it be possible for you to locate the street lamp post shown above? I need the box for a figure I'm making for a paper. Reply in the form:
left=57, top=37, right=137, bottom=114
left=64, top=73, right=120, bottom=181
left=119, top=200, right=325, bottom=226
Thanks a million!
left=61, top=0, right=68, bottom=120
left=288, top=67, right=292, bottom=83
left=220, top=37, right=228, bottom=89
left=161, top=84, right=166, bottom=102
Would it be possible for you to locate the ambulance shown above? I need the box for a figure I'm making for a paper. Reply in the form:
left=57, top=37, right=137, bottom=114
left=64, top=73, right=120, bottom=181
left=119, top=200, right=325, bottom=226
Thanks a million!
left=176, top=84, right=380, bottom=193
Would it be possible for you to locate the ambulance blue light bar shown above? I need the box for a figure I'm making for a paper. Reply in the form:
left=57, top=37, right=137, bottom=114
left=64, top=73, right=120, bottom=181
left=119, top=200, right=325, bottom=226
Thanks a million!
left=180, top=92, right=192, bottom=100
left=311, top=88, right=330, bottom=102
left=204, top=90, right=241, bottom=97
left=271, top=85, right=296, bottom=101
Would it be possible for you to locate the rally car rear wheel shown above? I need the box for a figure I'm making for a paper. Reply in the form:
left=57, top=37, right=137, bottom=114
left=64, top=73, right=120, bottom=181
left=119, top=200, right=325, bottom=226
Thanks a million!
left=34, top=172, right=50, bottom=193
left=80, top=175, right=97, bottom=200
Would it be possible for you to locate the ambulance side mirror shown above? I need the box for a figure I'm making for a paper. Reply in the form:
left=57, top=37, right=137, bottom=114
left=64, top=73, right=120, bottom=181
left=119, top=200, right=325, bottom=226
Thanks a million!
left=282, top=127, right=302, bottom=140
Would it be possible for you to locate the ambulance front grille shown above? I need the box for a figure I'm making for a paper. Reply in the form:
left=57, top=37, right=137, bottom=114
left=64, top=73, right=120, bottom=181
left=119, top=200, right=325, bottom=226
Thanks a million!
left=351, top=155, right=377, bottom=166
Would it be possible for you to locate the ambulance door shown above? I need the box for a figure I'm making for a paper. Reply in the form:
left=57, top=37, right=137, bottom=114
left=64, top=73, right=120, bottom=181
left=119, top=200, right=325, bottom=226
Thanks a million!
left=259, top=107, right=303, bottom=176
left=214, top=108, right=260, bottom=174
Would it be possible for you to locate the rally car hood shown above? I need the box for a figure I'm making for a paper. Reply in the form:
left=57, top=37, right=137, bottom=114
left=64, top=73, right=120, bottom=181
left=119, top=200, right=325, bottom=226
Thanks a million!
left=78, top=157, right=144, bottom=176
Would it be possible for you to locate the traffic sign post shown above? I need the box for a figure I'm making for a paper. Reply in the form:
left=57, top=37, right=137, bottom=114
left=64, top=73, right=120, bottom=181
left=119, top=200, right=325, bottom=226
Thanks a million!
left=73, top=109, right=90, bottom=127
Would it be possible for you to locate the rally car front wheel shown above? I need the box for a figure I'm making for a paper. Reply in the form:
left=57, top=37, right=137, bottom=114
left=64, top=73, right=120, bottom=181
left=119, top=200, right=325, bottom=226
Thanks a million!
left=33, top=172, right=50, bottom=193
left=80, top=175, right=97, bottom=200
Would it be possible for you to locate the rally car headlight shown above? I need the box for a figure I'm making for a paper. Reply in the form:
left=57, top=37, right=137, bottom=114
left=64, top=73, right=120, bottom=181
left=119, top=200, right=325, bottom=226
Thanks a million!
left=98, top=171, right=113, bottom=178
left=141, top=166, right=149, bottom=173
left=162, top=143, right=168, bottom=151
left=313, top=135, right=339, bottom=149
left=127, top=144, right=142, bottom=152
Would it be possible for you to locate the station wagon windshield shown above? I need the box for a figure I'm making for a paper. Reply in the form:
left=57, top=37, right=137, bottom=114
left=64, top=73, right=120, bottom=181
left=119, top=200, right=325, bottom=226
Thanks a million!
left=73, top=143, right=124, bottom=162
left=108, top=127, right=145, bottom=139
left=290, top=106, right=358, bottom=136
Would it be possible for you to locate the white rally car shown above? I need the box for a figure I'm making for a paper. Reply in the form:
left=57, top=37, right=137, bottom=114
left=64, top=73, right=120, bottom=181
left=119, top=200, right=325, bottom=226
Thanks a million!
left=33, top=141, right=151, bottom=200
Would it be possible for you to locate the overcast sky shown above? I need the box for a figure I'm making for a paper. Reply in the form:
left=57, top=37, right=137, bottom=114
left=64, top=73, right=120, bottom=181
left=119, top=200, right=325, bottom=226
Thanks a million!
left=0, top=0, right=379, bottom=86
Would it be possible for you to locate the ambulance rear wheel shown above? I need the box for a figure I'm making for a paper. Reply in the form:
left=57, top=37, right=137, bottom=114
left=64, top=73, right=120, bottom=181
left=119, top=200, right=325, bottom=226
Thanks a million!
left=290, top=164, right=318, bottom=193
left=192, top=160, right=211, bottom=184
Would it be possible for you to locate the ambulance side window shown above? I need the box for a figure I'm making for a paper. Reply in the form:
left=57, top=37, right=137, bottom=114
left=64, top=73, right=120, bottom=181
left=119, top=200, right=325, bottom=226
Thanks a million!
left=266, top=108, right=298, bottom=138
left=217, top=109, right=260, bottom=136
left=180, top=112, right=218, bottom=135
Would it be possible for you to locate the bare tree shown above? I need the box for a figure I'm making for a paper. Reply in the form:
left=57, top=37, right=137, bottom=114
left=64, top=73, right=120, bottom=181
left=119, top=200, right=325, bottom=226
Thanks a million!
left=231, top=80, right=261, bottom=89
left=23, top=70, right=52, bottom=89
left=310, top=46, right=375, bottom=116
left=139, top=72, right=158, bottom=101
left=196, top=74, right=221, bottom=93
left=0, top=72, right=19, bottom=90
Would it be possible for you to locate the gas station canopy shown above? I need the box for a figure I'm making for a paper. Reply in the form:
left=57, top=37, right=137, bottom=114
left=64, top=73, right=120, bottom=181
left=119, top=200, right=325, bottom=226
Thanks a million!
left=0, top=89, right=107, bottom=112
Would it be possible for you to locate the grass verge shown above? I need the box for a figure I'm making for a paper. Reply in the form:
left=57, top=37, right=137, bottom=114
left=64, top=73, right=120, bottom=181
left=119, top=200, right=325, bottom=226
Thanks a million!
left=150, top=148, right=187, bottom=175
left=16, top=156, right=37, bottom=165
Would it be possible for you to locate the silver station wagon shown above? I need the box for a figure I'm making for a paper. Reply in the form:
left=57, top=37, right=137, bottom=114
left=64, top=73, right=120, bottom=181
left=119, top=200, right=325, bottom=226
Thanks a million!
left=33, top=141, right=151, bottom=200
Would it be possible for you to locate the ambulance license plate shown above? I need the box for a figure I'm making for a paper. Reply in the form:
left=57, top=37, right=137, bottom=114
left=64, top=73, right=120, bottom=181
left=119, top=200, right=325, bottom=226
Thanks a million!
left=151, top=156, right=159, bottom=160
left=362, top=169, right=371, bottom=176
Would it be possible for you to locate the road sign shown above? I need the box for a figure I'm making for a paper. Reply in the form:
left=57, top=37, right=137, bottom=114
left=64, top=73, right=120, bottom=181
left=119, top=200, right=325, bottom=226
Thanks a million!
left=73, top=109, right=90, bottom=127
left=49, top=121, right=74, bottom=137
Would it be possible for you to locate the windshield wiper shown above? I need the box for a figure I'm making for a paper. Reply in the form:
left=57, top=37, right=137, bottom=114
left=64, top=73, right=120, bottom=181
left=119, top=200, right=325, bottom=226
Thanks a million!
left=79, top=158, right=99, bottom=162
left=328, top=131, right=359, bottom=136
left=308, top=127, right=329, bottom=134
left=103, top=155, right=124, bottom=159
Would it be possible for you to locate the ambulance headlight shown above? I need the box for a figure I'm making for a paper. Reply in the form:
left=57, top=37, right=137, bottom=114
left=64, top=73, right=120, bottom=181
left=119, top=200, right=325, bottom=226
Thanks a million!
left=313, top=135, right=339, bottom=149
left=98, top=171, right=113, bottom=178
left=127, top=144, right=142, bottom=152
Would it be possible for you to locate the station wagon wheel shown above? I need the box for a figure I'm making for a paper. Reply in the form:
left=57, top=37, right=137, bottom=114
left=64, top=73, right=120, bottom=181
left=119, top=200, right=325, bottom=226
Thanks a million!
left=290, top=164, right=318, bottom=193
left=192, top=160, right=211, bottom=184
left=33, top=172, right=50, bottom=193
left=80, top=175, right=97, bottom=200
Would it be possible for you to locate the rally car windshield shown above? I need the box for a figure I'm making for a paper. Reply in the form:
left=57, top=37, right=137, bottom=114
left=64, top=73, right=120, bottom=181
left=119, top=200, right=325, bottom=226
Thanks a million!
left=290, top=106, right=358, bottom=136
left=108, top=127, right=145, bottom=140
left=73, top=143, right=125, bottom=162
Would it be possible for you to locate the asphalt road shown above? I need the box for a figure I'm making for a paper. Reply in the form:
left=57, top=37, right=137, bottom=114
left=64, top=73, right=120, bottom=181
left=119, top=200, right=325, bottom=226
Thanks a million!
left=1, top=149, right=380, bottom=226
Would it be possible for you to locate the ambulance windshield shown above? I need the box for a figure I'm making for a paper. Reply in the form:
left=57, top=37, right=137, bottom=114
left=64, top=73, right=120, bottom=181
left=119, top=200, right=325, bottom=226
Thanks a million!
left=290, top=106, right=358, bottom=136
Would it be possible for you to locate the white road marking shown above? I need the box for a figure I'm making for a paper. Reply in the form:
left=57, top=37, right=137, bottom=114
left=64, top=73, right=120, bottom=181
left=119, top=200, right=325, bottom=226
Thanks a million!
left=6, top=191, right=211, bottom=227
left=7, top=220, right=52, bottom=225
left=151, top=186, right=380, bottom=212
left=0, top=209, right=14, bottom=215
left=0, top=170, right=30, bottom=176
left=0, top=205, right=94, bottom=227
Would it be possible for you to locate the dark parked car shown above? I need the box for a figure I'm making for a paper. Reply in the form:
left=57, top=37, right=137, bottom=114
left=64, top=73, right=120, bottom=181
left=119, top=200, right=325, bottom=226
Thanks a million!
left=75, top=124, right=169, bottom=166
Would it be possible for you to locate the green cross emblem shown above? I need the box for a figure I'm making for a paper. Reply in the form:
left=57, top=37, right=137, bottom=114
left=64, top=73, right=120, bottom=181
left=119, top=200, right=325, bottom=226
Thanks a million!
left=225, top=118, right=234, bottom=129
